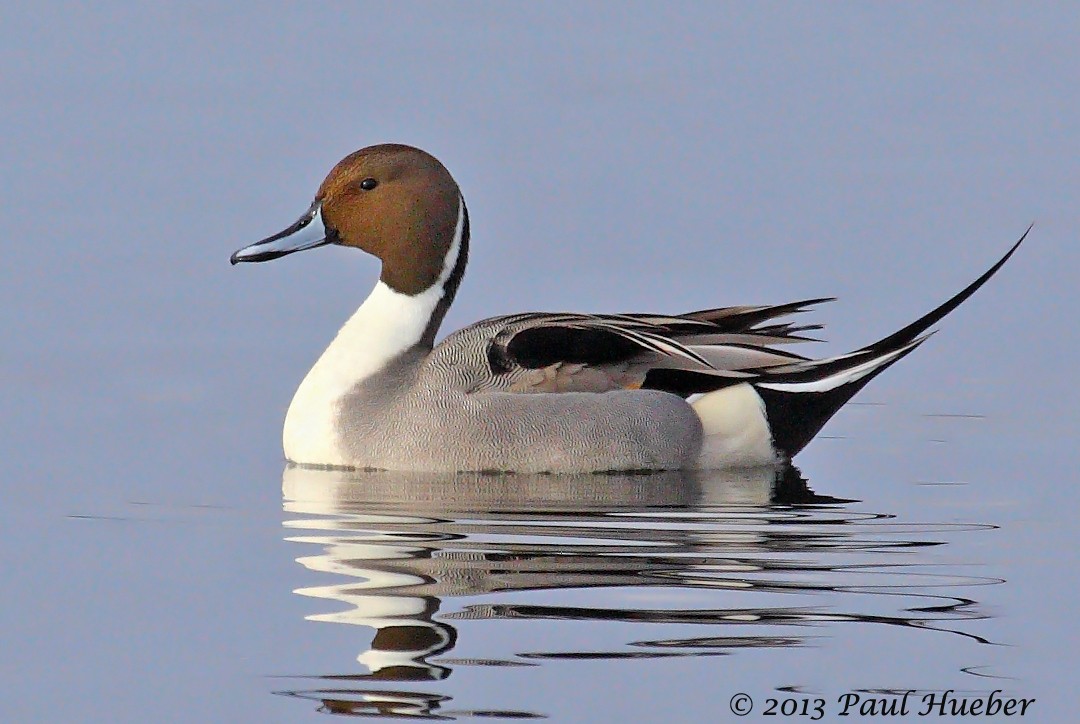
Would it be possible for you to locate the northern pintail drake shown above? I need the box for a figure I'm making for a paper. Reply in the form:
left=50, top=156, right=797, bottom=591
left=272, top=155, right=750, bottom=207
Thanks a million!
left=232, top=144, right=1026, bottom=473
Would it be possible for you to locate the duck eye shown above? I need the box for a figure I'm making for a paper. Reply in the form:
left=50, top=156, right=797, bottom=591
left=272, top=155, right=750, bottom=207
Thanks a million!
left=359, top=178, right=378, bottom=191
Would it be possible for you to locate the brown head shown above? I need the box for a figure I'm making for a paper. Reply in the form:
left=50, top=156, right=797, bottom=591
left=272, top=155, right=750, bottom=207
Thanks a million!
left=231, top=144, right=468, bottom=298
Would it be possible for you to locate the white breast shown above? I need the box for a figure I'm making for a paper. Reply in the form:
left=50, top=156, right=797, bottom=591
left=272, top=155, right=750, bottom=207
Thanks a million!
left=282, top=198, right=465, bottom=466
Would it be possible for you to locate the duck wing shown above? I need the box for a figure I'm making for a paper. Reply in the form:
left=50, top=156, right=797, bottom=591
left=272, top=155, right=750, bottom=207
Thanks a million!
left=473, top=299, right=831, bottom=394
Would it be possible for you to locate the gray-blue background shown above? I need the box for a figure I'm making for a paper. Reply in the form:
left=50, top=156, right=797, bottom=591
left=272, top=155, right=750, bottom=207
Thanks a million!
left=2, top=3, right=1076, bottom=721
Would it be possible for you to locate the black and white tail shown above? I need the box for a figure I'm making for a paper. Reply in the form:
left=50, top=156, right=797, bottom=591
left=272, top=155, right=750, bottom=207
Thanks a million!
left=646, top=229, right=1029, bottom=466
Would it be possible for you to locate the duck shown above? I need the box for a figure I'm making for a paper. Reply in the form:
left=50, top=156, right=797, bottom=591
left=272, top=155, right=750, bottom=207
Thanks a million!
left=231, top=144, right=1025, bottom=473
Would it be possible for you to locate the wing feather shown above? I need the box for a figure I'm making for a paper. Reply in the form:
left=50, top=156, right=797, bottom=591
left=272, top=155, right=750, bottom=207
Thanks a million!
left=478, top=298, right=833, bottom=395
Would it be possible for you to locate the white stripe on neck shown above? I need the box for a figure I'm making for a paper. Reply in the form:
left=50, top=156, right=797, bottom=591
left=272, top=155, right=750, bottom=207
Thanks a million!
left=283, top=196, right=465, bottom=466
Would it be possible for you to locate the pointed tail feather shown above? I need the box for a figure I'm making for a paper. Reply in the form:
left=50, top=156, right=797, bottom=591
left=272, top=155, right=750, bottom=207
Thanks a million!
left=855, top=225, right=1030, bottom=355
left=755, top=226, right=1029, bottom=458
left=651, top=231, right=1028, bottom=464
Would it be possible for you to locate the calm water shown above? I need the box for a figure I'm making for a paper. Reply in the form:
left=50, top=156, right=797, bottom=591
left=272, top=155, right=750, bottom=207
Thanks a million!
left=262, top=454, right=1058, bottom=721
left=4, top=4, right=1079, bottom=722
left=275, top=465, right=1005, bottom=720
left=8, top=404, right=1069, bottom=722
left=4, top=368, right=1072, bottom=723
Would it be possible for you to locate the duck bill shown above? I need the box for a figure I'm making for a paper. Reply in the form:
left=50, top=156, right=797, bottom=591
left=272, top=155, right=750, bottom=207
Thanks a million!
left=230, top=201, right=330, bottom=264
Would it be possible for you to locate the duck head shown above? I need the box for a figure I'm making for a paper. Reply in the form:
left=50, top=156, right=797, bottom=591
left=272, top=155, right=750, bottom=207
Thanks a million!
left=231, top=144, right=467, bottom=297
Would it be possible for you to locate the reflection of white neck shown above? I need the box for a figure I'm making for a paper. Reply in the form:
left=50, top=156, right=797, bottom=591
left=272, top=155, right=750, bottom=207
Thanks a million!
left=282, top=197, right=465, bottom=466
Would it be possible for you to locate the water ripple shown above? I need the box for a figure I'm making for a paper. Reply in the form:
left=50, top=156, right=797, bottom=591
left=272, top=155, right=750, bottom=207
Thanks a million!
left=274, top=464, right=1002, bottom=719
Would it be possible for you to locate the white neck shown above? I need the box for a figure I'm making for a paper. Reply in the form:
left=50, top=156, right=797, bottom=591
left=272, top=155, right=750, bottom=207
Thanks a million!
left=283, top=197, right=465, bottom=466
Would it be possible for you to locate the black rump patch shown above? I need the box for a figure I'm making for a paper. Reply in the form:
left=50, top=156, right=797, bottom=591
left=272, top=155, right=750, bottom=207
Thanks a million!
left=642, top=368, right=743, bottom=397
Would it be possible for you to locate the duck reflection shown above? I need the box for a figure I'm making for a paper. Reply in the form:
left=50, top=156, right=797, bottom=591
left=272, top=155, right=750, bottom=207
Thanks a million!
left=277, top=465, right=994, bottom=717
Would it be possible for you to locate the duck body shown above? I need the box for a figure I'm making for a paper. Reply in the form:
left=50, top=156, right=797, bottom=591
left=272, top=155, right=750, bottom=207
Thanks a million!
left=318, top=315, right=706, bottom=473
left=232, top=144, right=1025, bottom=473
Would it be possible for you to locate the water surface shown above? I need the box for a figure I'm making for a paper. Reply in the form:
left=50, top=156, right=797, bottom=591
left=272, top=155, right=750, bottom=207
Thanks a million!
left=271, top=464, right=1030, bottom=720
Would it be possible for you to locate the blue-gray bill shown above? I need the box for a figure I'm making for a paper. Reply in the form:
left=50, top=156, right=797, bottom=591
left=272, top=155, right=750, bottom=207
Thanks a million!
left=230, top=200, right=329, bottom=264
